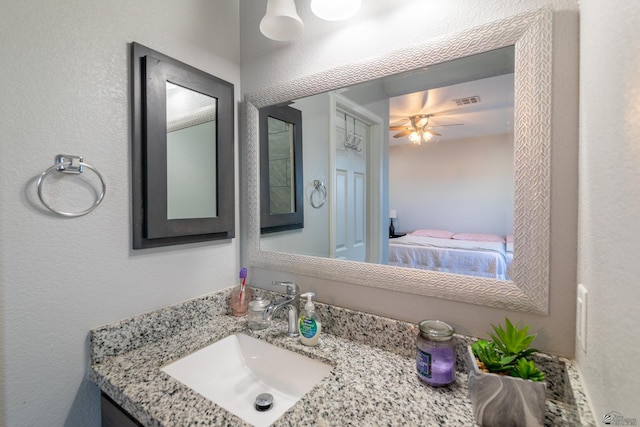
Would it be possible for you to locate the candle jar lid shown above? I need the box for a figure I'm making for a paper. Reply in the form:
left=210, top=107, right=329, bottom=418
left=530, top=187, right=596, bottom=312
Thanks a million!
left=418, top=320, right=454, bottom=341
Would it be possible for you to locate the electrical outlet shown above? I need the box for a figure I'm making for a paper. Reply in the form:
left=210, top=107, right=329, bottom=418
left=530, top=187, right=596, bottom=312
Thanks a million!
left=577, top=284, right=588, bottom=352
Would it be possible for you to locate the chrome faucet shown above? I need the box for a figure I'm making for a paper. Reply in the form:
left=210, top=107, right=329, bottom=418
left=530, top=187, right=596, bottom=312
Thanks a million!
left=263, top=281, right=299, bottom=337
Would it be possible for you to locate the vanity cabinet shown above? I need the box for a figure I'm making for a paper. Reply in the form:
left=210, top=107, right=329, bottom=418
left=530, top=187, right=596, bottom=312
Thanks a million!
left=101, top=393, right=142, bottom=427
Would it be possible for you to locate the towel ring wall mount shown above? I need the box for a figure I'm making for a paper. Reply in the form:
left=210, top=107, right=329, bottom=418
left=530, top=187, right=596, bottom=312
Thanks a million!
left=310, top=180, right=327, bottom=208
left=37, top=154, right=106, bottom=217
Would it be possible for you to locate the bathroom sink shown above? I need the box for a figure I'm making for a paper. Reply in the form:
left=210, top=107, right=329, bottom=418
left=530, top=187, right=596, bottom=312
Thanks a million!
left=161, top=333, right=332, bottom=427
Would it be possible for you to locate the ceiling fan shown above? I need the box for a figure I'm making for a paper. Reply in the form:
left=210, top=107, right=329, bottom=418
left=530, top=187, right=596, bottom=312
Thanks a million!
left=389, top=114, right=462, bottom=145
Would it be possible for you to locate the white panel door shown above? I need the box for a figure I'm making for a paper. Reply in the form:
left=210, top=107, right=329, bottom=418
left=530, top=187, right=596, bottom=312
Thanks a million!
left=333, top=112, right=367, bottom=261
left=334, top=170, right=348, bottom=258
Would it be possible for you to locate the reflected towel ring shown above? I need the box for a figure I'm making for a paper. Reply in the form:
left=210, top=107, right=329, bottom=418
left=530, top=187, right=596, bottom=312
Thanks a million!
left=310, top=180, right=327, bottom=208
left=37, top=154, right=106, bottom=217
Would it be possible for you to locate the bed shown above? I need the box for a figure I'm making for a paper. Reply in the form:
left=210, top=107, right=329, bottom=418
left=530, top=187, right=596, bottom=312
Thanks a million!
left=388, top=231, right=513, bottom=280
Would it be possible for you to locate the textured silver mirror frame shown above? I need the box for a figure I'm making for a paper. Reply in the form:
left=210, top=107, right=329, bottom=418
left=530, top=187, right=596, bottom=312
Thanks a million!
left=244, top=8, right=552, bottom=314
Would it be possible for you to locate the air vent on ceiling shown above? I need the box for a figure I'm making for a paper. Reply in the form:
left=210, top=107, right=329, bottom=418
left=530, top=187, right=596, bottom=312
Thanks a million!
left=453, top=96, right=481, bottom=106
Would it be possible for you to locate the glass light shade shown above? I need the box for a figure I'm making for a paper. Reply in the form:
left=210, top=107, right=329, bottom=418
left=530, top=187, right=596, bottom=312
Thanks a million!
left=311, top=0, right=361, bottom=21
left=260, top=0, right=304, bottom=41
left=409, top=131, right=421, bottom=144
left=389, top=210, right=397, bottom=219
left=422, top=131, right=434, bottom=142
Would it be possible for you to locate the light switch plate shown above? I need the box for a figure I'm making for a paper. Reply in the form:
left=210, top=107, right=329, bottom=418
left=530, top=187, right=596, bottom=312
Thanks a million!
left=577, top=284, right=588, bottom=351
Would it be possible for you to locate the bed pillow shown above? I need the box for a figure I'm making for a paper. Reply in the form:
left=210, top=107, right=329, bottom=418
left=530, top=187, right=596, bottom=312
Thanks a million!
left=452, top=232, right=505, bottom=243
left=410, top=229, right=454, bottom=239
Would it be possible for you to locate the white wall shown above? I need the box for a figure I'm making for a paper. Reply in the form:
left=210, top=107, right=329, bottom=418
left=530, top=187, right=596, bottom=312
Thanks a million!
left=0, top=1, right=240, bottom=426
left=578, top=0, right=640, bottom=419
left=241, top=0, right=580, bottom=357
left=389, top=134, right=514, bottom=236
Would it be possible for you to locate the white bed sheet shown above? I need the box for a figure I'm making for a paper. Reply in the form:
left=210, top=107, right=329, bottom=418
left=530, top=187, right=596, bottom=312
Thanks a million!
left=389, top=235, right=508, bottom=280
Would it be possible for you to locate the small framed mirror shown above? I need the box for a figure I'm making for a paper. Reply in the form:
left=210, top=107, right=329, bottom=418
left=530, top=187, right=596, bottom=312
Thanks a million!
left=131, top=43, right=235, bottom=249
left=259, top=105, right=304, bottom=234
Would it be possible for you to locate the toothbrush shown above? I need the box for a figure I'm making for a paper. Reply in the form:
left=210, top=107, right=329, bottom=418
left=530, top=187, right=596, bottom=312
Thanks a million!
left=239, top=268, right=247, bottom=303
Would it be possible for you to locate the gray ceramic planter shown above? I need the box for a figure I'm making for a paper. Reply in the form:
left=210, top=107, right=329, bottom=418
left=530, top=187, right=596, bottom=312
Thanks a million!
left=466, top=346, right=546, bottom=427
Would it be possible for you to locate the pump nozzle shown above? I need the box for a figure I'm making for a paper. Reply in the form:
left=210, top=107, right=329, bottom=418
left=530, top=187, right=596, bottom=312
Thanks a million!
left=300, top=292, right=315, bottom=313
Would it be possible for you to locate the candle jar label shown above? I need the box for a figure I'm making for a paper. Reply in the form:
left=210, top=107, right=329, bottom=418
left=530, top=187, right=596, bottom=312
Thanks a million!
left=416, top=348, right=432, bottom=378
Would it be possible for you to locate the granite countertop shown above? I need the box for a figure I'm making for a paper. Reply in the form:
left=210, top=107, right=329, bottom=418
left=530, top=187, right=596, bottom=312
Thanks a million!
left=89, top=289, right=594, bottom=426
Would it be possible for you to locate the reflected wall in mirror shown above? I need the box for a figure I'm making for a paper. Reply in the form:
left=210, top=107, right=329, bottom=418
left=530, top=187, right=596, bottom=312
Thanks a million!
left=132, top=43, right=234, bottom=249
left=245, top=9, right=552, bottom=313
left=260, top=105, right=304, bottom=234
left=166, top=82, right=218, bottom=220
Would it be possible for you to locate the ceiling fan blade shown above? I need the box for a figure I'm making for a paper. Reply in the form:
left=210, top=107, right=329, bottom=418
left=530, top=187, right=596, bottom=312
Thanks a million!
left=427, top=123, right=464, bottom=128
left=389, top=126, right=410, bottom=131
left=393, top=130, right=412, bottom=138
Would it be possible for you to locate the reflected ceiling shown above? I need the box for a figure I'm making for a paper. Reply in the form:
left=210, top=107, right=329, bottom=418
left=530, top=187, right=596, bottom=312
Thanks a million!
left=388, top=73, right=514, bottom=145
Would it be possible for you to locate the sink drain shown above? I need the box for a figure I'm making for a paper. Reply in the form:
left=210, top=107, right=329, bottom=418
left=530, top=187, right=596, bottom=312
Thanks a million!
left=254, top=393, right=274, bottom=412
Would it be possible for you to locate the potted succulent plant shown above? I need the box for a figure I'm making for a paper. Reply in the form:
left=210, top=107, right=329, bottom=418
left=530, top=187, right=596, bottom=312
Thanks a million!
left=466, top=318, right=547, bottom=427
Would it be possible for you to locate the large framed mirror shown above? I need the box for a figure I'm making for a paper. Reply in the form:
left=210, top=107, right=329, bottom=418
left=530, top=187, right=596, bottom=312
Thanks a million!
left=244, top=8, right=552, bottom=314
left=132, top=43, right=235, bottom=249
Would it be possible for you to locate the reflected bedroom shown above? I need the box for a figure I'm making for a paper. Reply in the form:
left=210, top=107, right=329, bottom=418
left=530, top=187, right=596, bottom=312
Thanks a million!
left=259, top=46, right=515, bottom=281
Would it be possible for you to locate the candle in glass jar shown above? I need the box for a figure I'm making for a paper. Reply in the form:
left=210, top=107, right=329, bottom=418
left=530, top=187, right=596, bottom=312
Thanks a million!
left=416, top=320, right=456, bottom=386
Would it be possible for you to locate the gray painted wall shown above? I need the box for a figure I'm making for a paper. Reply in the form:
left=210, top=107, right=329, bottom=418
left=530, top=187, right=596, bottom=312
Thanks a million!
left=578, top=0, right=640, bottom=420
left=0, top=1, right=240, bottom=425
left=389, top=133, right=514, bottom=236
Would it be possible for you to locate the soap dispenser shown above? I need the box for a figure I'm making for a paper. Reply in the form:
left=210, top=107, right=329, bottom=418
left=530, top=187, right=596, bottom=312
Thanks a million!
left=298, top=292, right=321, bottom=346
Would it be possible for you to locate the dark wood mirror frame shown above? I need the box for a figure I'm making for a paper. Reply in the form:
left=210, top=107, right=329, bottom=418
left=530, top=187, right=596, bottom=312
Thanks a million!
left=259, top=105, right=304, bottom=234
left=131, top=42, right=235, bottom=249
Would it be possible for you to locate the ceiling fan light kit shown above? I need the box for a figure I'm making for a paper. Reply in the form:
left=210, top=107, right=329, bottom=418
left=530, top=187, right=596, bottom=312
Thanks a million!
left=408, top=130, right=435, bottom=145
left=392, top=114, right=445, bottom=145
left=408, top=132, right=422, bottom=144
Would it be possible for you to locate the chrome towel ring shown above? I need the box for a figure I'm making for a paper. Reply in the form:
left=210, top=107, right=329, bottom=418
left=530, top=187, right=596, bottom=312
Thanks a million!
left=310, top=180, right=326, bottom=208
left=37, top=154, right=106, bottom=217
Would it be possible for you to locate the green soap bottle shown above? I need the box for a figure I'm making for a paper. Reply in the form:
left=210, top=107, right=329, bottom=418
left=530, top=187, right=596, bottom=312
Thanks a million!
left=298, top=292, right=321, bottom=346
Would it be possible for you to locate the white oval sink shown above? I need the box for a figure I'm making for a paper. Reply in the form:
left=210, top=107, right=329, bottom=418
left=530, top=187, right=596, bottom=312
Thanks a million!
left=161, top=333, right=332, bottom=427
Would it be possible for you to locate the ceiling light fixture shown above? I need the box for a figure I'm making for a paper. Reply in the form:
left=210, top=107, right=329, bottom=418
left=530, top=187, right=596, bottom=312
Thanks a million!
left=408, top=130, right=434, bottom=145
left=421, top=131, right=434, bottom=143
left=408, top=131, right=422, bottom=145
left=402, top=116, right=438, bottom=145
left=260, top=0, right=304, bottom=41
left=311, top=0, right=361, bottom=21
